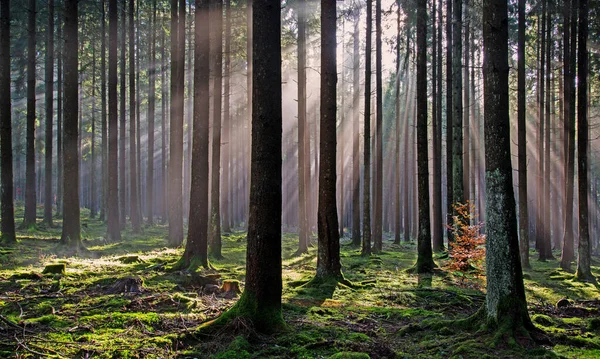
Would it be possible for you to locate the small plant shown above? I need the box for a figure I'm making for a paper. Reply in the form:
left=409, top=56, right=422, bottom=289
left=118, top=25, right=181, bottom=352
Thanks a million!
left=445, top=201, right=486, bottom=276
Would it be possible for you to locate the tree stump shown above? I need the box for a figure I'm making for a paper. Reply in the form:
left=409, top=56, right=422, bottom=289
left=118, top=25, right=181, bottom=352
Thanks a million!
left=221, top=280, right=241, bottom=294
left=42, top=264, right=66, bottom=275
left=106, top=276, right=144, bottom=294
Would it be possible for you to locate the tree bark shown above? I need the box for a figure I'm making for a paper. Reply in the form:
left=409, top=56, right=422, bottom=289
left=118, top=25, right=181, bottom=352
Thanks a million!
left=483, top=0, right=532, bottom=328
left=222, top=0, right=231, bottom=233
left=452, top=0, right=464, bottom=210
left=107, top=0, right=121, bottom=242
left=0, top=0, right=15, bottom=243
left=373, top=0, right=382, bottom=253
left=296, top=0, right=309, bottom=254
left=445, top=0, right=453, bottom=243
left=119, top=5, right=127, bottom=226
left=146, top=0, right=156, bottom=224
left=129, top=0, right=141, bottom=232
left=24, top=0, right=37, bottom=228
left=362, top=0, right=372, bottom=256
left=44, top=0, right=55, bottom=225
left=351, top=5, right=360, bottom=247
left=61, top=0, right=81, bottom=247
left=100, top=0, right=107, bottom=222
left=431, top=0, right=443, bottom=252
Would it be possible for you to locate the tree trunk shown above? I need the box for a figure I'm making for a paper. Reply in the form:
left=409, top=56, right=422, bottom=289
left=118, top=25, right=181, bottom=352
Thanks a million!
left=129, top=0, right=141, bottom=232
left=394, top=4, right=401, bottom=245
left=415, top=0, right=434, bottom=273
left=56, top=15, right=63, bottom=217
left=296, top=0, right=309, bottom=255
left=119, top=5, right=127, bottom=226
left=362, top=0, right=372, bottom=256
left=146, top=0, right=156, bottom=224
left=452, top=0, right=463, bottom=210
left=351, top=6, right=360, bottom=247
left=0, top=0, right=15, bottom=243
left=575, top=0, right=594, bottom=282
left=91, top=40, right=97, bottom=218
left=24, top=0, right=37, bottom=228
left=44, top=0, right=55, bottom=225
left=107, top=0, right=121, bottom=242
left=463, top=0, right=470, bottom=204
left=222, top=0, right=231, bottom=233
left=160, top=24, right=167, bottom=223
left=543, top=8, right=553, bottom=258
left=517, top=0, right=530, bottom=268
left=316, top=0, right=342, bottom=278
left=482, top=0, right=532, bottom=328
left=445, top=0, right=453, bottom=243
left=168, top=0, right=185, bottom=246
left=100, top=0, right=107, bottom=222
left=372, top=0, right=382, bottom=253
left=431, top=0, right=443, bottom=252
left=209, top=0, right=223, bottom=258
left=61, top=0, right=81, bottom=247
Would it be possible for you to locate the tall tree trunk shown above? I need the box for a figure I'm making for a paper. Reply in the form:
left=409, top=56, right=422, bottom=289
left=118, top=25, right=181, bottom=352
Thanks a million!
left=296, top=0, right=309, bottom=254
left=431, top=0, right=443, bottom=252
left=316, top=0, right=342, bottom=279
left=119, top=5, right=127, bottom=226
left=168, top=0, right=185, bottom=245
left=216, top=0, right=284, bottom=332
left=560, top=0, right=576, bottom=269
left=24, top=0, right=37, bottom=228
left=414, top=0, right=434, bottom=273
left=210, top=0, right=224, bottom=258
left=100, top=0, right=107, bottom=222
left=517, top=0, right=530, bottom=268
left=394, top=3, right=401, bottom=245
left=147, top=0, right=156, bottom=224
left=222, top=0, right=231, bottom=233
left=373, top=0, right=383, bottom=253
left=56, top=14, right=63, bottom=217
left=44, top=0, right=55, bottom=225
left=0, top=0, right=15, bottom=243
left=482, top=0, right=532, bottom=328
left=91, top=40, right=97, bottom=218
left=362, top=0, right=372, bottom=256
left=160, top=23, right=167, bottom=223
left=445, top=0, right=453, bottom=243
left=351, top=6, right=360, bottom=247
left=537, top=0, right=547, bottom=259
left=575, top=0, right=594, bottom=282
left=61, top=0, right=81, bottom=247
left=463, top=0, right=470, bottom=203
left=543, top=8, right=553, bottom=258
left=129, top=0, right=141, bottom=232
left=107, top=0, right=121, bottom=242
left=452, top=0, right=464, bottom=209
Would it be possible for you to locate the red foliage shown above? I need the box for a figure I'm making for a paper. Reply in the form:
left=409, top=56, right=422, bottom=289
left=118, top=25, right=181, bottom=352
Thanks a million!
left=445, top=201, right=486, bottom=274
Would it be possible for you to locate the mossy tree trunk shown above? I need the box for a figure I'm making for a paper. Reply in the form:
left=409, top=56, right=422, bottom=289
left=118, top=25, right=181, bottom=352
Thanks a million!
left=482, top=0, right=532, bottom=328
left=575, top=0, right=595, bottom=282
left=414, top=0, right=434, bottom=274
left=220, top=0, right=284, bottom=332
left=182, top=0, right=210, bottom=270
left=0, top=0, right=15, bottom=243
left=316, top=0, right=342, bottom=280
left=517, top=0, right=529, bottom=269
left=61, top=0, right=81, bottom=248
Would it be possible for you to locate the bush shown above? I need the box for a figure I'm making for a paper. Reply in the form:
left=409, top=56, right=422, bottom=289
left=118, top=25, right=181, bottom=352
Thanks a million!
left=445, top=201, right=486, bottom=275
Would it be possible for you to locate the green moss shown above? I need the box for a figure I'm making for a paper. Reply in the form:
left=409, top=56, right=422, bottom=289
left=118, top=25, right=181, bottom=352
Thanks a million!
left=42, top=263, right=66, bottom=275
left=214, top=336, right=252, bottom=359
left=328, top=352, right=370, bottom=359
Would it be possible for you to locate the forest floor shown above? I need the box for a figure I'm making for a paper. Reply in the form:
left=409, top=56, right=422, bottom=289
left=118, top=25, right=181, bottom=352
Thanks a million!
left=1, top=210, right=599, bottom=358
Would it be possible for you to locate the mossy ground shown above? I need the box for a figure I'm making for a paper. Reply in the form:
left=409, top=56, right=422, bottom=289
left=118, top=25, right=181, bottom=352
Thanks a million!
left=0, top=207, right=599, bottom=358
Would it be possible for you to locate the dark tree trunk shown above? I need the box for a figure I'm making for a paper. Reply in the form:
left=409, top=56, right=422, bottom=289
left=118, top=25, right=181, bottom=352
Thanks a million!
left=452, top=0, right=463, bottom=209
left=431, top=0, right=443, bottom=252
left=296, top=0, right=309, bottom=255
left=222, top=0, right=231, bottom=233
left=61, top=0, right=81, bottom=247
left=362, top=0, right=372, bottom=256
left=119, top=5, right=126, bottom=226
left=543, top=8, right=553, bottom=259
left=561, top=0, right=576, bottom=270
left=394, top=4, right=401, bottom=245
left=24, top=0, right=37, bottom=228
left=100, top=0, right=107, bottom=222
left=463, top=0, right=470, bottom=203
left=160, top=24, right=167, bottom=224
left=483, top=0, right=532, bottom=328
left=182, top=0, right=210, bottom=269
left=56, top=14, right=63, bottom=217
left=445, top=0, right=453, bottom=243
left=316, top=0, right=342, bottom=279
left=373, top=0, right=382, bottom=253
left=517, top=0, right=530, bottom=268
left=0, top=0, right=15, bottom=243
left=351, top=6, right=360, bottom=247
left=218, top=0, right=284, bottom=332
left=147, top=0, right=156, bottom=224
left=575, top=0, right=594, bottom=282
left=91, top=40, right=97, bottom=218
left=129, top=0, right=141, bottom=232
left=107, top=0, right=121, bottom=242
left=44, top=0, right=55, bottom=225
left=415, top=0, right=434, bottom=273
left=168, top=0, right=185, bottom=245
left=209, top=0, right=223, bottom=258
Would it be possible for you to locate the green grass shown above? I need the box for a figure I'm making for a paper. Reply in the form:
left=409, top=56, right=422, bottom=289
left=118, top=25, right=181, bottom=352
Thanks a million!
left=0, top=211, right=599, bottom=358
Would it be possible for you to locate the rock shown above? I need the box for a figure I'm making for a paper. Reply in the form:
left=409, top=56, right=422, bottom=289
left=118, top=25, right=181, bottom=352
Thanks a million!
left=42, top=264, right=66, bottom=275
left=557, top=298, right=572, bottom=308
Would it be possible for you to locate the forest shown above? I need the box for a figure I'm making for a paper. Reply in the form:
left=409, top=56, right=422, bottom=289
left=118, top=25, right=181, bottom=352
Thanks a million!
left=0, top=0, right=599, bottom=357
